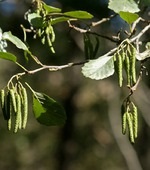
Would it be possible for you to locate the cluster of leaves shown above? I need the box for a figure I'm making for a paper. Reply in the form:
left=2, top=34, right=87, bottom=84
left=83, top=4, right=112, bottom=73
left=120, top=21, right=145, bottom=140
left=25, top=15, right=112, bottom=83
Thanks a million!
left=0, top=0, right=150, bottom=143
left=24, top=0, right=93, bottom=53
left=0, top=0, right=93, bottom=132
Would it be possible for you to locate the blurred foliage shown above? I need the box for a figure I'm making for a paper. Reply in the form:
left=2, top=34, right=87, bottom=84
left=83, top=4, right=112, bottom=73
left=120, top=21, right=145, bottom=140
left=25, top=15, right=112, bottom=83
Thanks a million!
left=0, top=0, right=150, bottom=170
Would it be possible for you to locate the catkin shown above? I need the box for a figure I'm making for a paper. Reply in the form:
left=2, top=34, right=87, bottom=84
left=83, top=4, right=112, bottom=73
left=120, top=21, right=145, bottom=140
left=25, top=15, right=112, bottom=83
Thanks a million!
left=121, top=103, right=127, bottom=134
left=6, top=91, right=11, bottom=130
left=7, top=104, right=12, bottom=131
left=131, top=47, right=136, bottom=84
left=124, top=53, right=131, bottom=86
left=0, top=89, right=5, bottom=109
left=0, top=89, right=8, bottom=120
left=132, top=102, right=138, bottom=138
left=117, top=52, right=123, bottom=87
left=21, top=87, right=28, bottom=129
left=126, top=112, right=135, bottom=143
left=14, top=94, right=21, bottom=133
left=122, top=112, right=127, bottom=135
left=10, top=89, right=17, bottom=112
left=50, top=25, right=55, bottom=43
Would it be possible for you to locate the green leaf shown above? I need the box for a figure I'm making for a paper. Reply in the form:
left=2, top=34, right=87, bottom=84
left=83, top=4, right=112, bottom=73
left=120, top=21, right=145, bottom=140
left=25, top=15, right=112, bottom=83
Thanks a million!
left=43, top=3, right=61, bottom=13
left=64, top=11, right=93, bottom=19
left=82, top=55, right=114, bottom=80
left=0, top=52, right=17, bottom=62
left=3, top=32, right=28, bottom=51
left=27, top=13, right=45, bottom=28
left=119, top=11, right=139, bottom=24
left=51, top=17, right=71, bottom=25
left=108, top=0, right=140, bottom=13
left=33, top=92, right=66, bottom=126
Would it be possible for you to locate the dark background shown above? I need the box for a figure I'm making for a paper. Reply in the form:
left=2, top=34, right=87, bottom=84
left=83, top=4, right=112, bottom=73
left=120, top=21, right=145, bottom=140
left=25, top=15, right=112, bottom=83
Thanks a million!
left=0, top=0, right=150, bottom=170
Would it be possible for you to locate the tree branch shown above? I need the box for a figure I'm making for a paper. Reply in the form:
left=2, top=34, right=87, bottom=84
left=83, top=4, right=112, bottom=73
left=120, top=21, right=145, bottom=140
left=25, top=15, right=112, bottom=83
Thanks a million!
left=27, top=61, right=87, bottom=74
left=91, top=14, right=117, bottom=27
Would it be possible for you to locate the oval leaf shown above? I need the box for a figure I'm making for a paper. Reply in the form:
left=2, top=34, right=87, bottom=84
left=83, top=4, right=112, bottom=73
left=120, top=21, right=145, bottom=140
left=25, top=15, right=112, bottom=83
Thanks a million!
left=51, top=17, right=73, bottom=25
left=119, top=11, right=139, bottom=24
left=64, top=11, right=93, bottom=19
left=3, top=32, right=28, bottom=51
left=0, top=52, right=17, bottom=62
left=43, top=3, right=61, bottom=13
left=82, top=55, right=114, bottom=80
left=108, top=0, right=140, bottom=13
left=33, top=92, right=66, bottom=126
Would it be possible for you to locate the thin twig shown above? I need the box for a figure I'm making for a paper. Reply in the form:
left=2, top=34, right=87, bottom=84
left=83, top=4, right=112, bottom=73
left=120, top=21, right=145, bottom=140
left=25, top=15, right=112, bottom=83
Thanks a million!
left=91, top=14, right=117, bottom=27
left=131, top=63, right=145, bottom=92
left=130, top=17, right=145, bottom=33
left=68, top=21, right=88, bottom=33
left=27, top=61, right=87, bottom=74
left=68, top=21, right=120, bottom=43
left=131, top=23, right=150, bottom=43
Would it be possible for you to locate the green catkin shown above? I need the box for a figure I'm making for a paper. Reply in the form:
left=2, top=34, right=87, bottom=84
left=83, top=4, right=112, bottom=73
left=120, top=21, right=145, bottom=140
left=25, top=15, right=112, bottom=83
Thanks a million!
left=50, top=25, right=55, bottom=43
left=113, top=54, right=118, bottom=75
left=14, top=94, right=21, bottom=133
left=41, top=36, right=46, bottom=44
left=117, top=52, right=123, bottom=87
left=37, top=29, right=42, bottom=37
left=121, top=103, right=127, bottom=134
left=131, top=47, right=136, bottom=84
left=7, top=104, right=12, bottom=131
left=21, top=87, right=28, bottom=129
left=124, top=54, right=131, bottom=87
left=122, top=112, right=127, bottom=134
left=6, top=91, right=11, bottom=130
left=126, top=112, right=135, bottom=143
left=10, top=89, right=17, bottom=112
left=0, top=89, right=8, bottom=119
left=47, top=33, right=55, bottom=53
left=0, top=89, right=5, bottom=109
left=132, top=102, right=138, bottom=138
left=121, top=51, right=126, bottom=61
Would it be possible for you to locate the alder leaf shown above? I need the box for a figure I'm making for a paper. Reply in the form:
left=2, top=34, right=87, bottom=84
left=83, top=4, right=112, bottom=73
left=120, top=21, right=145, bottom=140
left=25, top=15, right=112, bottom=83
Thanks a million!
left=33, top=92, right=66, bottom=126
left=43, top=3, right=61, bottom=13
left=82, top=55, right=114, bottom=80
left=3, top=32, right=28, bottom=51
left=108, top=0, right=140, bottom=13
left=119, top=11, right=139, bottom=24
left=0, top=52, right=17, bottom=62
left=64, top=11, right=93, bottom=19
left=51, top=17, right=71, bottom=25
